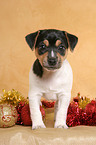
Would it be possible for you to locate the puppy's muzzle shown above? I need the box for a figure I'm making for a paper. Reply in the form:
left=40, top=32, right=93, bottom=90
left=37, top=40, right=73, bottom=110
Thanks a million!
left=42, top=50, right=62, bottom=70
left=47, top=50, right=58, bottom=66
left=47, top=57, right=58, bottom=66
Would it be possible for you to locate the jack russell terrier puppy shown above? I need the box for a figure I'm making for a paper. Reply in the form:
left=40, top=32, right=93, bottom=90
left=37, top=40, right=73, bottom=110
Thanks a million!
left=25, top=29, right=78, bottom=130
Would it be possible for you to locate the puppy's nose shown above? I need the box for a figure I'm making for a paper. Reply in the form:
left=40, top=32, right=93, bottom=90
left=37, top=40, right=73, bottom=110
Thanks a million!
left=48, top=50, right=57, bottom=66
left=48, top=58, right=57, bottom=66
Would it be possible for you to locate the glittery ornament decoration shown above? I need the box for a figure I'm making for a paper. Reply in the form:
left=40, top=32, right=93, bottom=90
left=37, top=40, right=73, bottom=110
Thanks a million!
left=73, top=92, right=80, bottom=102
left=67, top=93, right=96, bottom=127
left=42, top=100, right=55, bottom=108
left=78, top=96, right=91, bottom=109
left=73, top=93, right=91, bottom=109
left=84, top=100, right=96, bottom=126
left=21, top=104, right=32, bottom=126
left=0, top=89, right=28, bottom=106
left=0, top=104, right=18, bottom=127
left=0, top=90, right=95, bottom=127
left=16, top=101, right=27, bottom=125
left=67, top=101, right=81, bottom=127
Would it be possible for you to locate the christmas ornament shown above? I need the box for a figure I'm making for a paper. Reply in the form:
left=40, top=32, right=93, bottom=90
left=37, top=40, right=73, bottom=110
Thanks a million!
left=0, top=89, right=28, bottom=106
left=73, top=92, right=80, bottom=102
left=67, top=93, right=96, bottom=127
left=16, top=101, right=27, bottom=125
left=21, top=104, right=32, bottom=126
left=84, top=100, right=96, bottom=126
left=21, top=104, right=45, bottom=126
left=42, top=100, right=55, bottom=108
left=73, top=92, right=91, bottom=109
left=78, top=96, right=91, bottom=109
left=0, top=90, right=95, bottom=127
left=0, top=104, right=18, bottom=127
left=67, top=101, right=81, bottom=127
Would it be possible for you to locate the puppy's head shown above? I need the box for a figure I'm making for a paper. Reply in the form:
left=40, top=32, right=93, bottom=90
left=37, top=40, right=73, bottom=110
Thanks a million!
left=25, top=29, right=78, bottom=71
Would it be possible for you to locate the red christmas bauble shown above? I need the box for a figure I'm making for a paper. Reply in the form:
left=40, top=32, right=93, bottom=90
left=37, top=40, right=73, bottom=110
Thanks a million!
left=21, top=104, right=45, bottom=126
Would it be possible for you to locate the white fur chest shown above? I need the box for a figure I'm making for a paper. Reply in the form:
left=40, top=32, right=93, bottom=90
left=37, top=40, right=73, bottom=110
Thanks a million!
left=29, top=59, right=73, bottom=100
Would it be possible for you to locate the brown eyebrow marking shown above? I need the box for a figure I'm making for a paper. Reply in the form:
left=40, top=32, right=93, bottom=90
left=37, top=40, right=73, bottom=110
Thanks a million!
left=43, top=40, right=49, bottom=47
left=55, top=40, right=62, bottom=47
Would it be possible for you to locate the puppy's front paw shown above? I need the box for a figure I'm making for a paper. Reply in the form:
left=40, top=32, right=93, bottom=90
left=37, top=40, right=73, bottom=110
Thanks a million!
left=32, top=124, right=46, bottom=130
left=54, top=124, right=68, bottom=129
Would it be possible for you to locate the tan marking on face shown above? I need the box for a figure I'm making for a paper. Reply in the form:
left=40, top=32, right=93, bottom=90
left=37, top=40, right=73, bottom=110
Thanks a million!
left=43, top=40, right=49, bottom=47
left=55, top=40, right=62, bottom=47
left=35, top=48, right=48, bottom=66
left=57, top=49, right=68, bottom=64
left=35, top=47, right=68, bottom=69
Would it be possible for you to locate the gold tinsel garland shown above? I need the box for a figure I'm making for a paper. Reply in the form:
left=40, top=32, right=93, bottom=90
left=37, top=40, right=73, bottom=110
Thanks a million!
left=79, top=96, right=91, bottom=109
left=0, top=89, right=28, bottom=106
left=0, top=90, right=91, bottom=110
left=74, top=93, right=91, bottom=109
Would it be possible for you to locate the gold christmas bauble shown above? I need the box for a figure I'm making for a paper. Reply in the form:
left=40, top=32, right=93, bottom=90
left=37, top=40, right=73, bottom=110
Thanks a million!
left=0, top=104, right=18, bottom=127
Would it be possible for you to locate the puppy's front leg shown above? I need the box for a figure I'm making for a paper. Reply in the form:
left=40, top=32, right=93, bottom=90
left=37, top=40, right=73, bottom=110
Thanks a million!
left=54, top=92, right=71, bottom=129
left=29, top=92, right=46, bottom=130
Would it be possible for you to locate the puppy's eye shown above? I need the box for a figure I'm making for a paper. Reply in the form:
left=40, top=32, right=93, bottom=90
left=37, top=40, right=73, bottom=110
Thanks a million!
left=58, top=45, right=66, bottom=56
left=40, top=44, right=46, bottom=49
left=59, top=45, right=65, bottom=50
left=38, top=44, right=47, bottom=55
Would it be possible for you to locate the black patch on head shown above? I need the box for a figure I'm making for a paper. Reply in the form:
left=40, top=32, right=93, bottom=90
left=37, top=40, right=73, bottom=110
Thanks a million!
left=36, top=29, right=69, bottom=56
left=64, top=32, right=78, bottom=52
left=25, top=31, right=38, bottom=50
left=25, top=29, right=78, bottom=52
left=25, top=29, right=78, bottom=57
left=33, top=59, right=43, bottom=77
left=36, top=29, right=68, bottom=48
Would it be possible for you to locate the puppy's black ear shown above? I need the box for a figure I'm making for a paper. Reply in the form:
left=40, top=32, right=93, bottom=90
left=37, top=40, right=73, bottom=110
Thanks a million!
left=65, top=32, right=78, bottom=52
left=25, top=31, right=40, bottom=50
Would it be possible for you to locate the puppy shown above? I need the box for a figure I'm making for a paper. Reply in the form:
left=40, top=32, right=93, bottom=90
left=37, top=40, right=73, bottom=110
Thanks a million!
left=25, top=29, right=78, bottom=130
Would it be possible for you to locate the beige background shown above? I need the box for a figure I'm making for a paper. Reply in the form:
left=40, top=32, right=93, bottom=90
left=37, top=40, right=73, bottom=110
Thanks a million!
left=0, top=0, right=96, bottom=99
